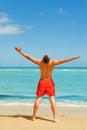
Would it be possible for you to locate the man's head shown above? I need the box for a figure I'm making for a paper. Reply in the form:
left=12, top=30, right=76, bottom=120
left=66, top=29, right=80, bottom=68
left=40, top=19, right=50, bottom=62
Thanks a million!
left=42, top=54, right=50, bottom=64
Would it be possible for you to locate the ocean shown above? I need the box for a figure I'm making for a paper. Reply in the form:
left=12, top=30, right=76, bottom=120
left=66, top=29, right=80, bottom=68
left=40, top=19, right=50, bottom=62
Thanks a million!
left=0, top=67, right=87, bottom=106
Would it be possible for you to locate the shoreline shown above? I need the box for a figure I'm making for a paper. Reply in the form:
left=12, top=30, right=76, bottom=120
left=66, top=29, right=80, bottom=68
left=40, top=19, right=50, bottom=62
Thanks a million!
left=0, top=103, right=87, bottom=118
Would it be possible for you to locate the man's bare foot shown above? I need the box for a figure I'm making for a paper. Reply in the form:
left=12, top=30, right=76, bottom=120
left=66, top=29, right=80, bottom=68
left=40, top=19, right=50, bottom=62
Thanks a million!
left=32, top=116, right=35, bottom=121
left=54, top=119, right=60, bottom=123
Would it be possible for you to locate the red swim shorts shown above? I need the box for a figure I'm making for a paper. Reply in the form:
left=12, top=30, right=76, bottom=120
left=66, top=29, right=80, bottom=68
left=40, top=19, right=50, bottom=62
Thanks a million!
left=36, top=79, right=55, bottom=97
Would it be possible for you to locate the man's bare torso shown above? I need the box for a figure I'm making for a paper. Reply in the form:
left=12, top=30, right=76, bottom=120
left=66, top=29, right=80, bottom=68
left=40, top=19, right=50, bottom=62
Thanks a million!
left=39, top=60, right=54, bottom=79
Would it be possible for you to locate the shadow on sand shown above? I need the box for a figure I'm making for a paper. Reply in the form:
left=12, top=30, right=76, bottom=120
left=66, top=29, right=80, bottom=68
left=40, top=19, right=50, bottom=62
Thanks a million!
left=12, top=115, right=54, bottom=122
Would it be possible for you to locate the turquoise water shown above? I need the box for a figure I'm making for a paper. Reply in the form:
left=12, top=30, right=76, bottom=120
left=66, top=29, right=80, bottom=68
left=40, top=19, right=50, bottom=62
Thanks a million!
left=0, top=67, right=87, bottom=105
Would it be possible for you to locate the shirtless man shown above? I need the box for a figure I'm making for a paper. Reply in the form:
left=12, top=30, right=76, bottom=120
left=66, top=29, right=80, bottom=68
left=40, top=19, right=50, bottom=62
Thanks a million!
left=14, top=47, right=80, bottom=122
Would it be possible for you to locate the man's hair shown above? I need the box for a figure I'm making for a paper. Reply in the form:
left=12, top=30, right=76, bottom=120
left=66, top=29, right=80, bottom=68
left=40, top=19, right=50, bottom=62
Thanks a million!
left=42, top=54, right=50, bottom=64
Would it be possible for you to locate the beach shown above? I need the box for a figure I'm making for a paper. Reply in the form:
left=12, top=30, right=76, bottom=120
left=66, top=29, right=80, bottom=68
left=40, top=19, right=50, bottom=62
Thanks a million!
left=0, top=104, right=87, bottom=130
left=0, top=67, right=87, bottom=129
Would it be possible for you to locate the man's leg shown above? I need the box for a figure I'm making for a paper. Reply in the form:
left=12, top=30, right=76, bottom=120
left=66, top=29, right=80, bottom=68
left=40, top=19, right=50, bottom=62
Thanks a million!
left=49, top=96, right=58, bottom=122
left=32, top=96, right=42, bottom=120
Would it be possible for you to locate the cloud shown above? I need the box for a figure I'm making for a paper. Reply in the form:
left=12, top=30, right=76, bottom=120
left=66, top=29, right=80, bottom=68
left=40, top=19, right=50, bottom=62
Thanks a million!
left=0, top=12, right=33, bottom=35
left=0, top=24, right=23, bottom=34
left=0, top=12, right=11, bottom=23
left=0, top=17, right=11, bottom=23
left=37, top=8, right=76, bottom=26
left=38, top=7, right=69, bottom=18
left=57, top=8, right=77, bottom=26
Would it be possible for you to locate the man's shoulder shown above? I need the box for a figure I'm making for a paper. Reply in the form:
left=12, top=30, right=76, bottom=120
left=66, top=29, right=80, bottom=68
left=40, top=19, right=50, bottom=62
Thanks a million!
left=49, top=60, right=54, bottom=65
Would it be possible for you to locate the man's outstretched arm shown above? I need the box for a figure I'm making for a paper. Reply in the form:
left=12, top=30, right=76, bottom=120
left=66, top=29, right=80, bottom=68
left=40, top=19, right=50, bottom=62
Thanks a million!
left=14, top=47, right=41, bottom=65
left=53, top=56, right=80, bottom=66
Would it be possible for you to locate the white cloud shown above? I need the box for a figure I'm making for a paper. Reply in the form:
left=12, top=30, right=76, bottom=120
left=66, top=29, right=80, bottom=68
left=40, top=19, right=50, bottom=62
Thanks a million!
left=0, top=12, right=11, bottom=23
left=0, top=24, right=23, bottom=34
left=0, top=17, right=11, bottom=23
left=0, top=12, right=33, bottom=35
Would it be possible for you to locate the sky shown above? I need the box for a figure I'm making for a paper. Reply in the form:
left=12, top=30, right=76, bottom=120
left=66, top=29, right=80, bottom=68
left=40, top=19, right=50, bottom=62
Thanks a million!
left=0, top=0, right=87, bottom=67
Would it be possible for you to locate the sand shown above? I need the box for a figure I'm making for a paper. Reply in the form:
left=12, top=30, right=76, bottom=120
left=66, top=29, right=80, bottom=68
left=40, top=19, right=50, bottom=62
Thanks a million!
left=0, top=104, right=87, bottom=130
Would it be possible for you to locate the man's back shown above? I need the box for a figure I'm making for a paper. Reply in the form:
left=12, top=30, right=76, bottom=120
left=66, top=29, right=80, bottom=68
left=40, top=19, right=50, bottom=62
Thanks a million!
left=39, top=60, right=54, bottom=79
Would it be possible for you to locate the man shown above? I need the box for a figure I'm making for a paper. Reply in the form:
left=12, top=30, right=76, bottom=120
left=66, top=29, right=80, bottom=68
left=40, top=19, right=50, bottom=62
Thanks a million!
left=14, top=47, right=80, bottom=122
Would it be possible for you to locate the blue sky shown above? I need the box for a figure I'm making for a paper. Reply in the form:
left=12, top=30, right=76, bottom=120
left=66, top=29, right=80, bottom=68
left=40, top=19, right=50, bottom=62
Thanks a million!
left=0, top=0, right=87, bottom=67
